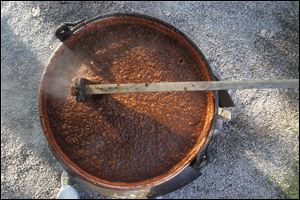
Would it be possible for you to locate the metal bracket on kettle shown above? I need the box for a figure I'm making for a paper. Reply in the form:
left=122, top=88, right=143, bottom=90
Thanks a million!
left=55, top=19, right=86, bottom=42
left=190, top=72, right=234, bottom=171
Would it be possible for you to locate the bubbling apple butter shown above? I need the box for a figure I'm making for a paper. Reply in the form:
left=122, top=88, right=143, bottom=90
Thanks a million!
left=46, top=23, right=210, bottom=183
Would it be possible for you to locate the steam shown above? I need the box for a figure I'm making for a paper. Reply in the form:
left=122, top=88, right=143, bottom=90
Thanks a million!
left=42, top=45, right=85, bottom=100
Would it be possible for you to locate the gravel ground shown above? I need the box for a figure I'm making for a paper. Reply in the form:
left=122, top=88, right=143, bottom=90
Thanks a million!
left=1, top=1, right=299, bottom=199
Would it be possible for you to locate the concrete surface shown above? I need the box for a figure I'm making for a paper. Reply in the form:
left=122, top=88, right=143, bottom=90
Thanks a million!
left=1, top=1, right=299, bottom=199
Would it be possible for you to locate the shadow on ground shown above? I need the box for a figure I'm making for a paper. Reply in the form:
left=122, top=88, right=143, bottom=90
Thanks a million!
left=1, top=17, right=62, bottom=199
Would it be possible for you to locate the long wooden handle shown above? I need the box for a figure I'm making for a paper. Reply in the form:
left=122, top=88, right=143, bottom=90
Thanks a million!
left=83, top=79, right=299, bottom=94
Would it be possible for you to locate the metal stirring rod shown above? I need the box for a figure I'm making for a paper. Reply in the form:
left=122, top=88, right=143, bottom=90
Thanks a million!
left=74, top=78, right=299, bottom=102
